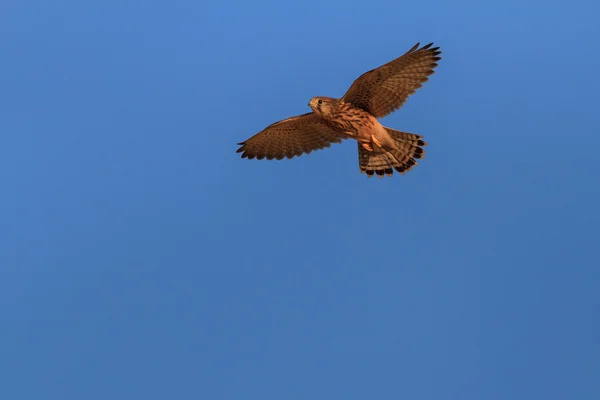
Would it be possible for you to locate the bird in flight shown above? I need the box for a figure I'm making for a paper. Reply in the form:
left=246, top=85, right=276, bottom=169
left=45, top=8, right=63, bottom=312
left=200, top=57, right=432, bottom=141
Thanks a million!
left=236, top=42, right=441, bottom=178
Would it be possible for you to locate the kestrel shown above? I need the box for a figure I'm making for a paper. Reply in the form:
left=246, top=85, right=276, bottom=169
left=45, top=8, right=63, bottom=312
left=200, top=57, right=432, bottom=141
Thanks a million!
left=236, top=42, right=442, bottom=178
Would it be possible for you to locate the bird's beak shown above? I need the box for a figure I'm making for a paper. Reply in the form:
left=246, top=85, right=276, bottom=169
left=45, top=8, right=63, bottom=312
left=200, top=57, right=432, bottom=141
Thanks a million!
left=308, top=100, right=313, bottom=107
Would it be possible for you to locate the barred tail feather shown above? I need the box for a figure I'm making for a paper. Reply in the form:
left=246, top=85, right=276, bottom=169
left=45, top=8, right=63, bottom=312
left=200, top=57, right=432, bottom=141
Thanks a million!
left=358, top=128, right=427, bottom=178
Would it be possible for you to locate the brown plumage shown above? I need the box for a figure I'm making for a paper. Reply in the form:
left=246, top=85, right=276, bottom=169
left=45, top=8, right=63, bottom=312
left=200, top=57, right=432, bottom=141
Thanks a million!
left=236, top=42, right=441, bottom=178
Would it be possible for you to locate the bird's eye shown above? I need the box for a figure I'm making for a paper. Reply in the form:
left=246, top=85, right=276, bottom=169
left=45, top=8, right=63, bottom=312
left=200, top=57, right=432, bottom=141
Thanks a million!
left=317, top=99, right=323, bottom=105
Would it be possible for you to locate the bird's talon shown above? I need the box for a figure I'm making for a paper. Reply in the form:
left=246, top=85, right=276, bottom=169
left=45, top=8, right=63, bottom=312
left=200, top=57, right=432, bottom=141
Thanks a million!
left=371, top=135, right=383, bottom=148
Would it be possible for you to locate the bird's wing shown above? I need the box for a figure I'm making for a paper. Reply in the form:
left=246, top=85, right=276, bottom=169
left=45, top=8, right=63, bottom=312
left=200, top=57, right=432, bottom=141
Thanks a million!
left=341, top=42, right=441, bottom=118
left=236, top=112, right=346, bottom=160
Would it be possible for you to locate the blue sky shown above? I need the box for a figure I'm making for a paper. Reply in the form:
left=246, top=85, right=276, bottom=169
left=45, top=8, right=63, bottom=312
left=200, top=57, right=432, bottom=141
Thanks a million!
left=1, top=1, right=599, bottom=399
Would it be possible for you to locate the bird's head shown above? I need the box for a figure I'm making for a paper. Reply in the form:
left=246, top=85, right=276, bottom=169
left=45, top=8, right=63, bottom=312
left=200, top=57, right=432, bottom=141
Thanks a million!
left=308, top=96, right=338, bottom=118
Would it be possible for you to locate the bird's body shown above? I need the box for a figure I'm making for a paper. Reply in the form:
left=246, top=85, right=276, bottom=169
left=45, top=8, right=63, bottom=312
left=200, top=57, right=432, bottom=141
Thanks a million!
left=308, top=97, right=394, bottom=152
left=236, top=42, right=441, bottom=178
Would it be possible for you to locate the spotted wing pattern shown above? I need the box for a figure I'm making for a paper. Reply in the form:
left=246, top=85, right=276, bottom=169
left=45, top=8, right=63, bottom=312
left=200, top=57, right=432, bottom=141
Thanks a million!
left=342, top=42, right=441, bottom=118
left=236, top=112, right=345, bottom=160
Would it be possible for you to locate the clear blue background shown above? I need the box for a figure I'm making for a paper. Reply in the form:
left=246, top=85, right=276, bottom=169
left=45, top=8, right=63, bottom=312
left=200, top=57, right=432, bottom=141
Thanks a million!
left=2, top=1, right=599, bottom=399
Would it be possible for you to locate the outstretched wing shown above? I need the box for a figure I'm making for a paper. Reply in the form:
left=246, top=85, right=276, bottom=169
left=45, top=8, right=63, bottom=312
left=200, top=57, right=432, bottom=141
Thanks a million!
left=341, top=42, right=441, bottom=118
left=236, top=112, right=345, bottom=160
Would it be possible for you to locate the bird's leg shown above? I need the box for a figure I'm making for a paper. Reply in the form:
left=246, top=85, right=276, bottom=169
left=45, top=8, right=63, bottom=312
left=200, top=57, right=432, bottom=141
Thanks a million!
left=371, top=135, right=383, bottom=149
left=361, top=142, right=373, bottom=152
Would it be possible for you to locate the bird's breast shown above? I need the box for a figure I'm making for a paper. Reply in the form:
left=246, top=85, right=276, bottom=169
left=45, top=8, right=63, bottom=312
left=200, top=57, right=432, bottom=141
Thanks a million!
left=324, top=102, right=380, bottom=138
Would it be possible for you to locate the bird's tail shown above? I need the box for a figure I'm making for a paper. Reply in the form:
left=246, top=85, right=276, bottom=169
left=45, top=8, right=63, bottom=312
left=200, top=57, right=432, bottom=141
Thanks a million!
left=358, top=127, right=427, bottom=178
